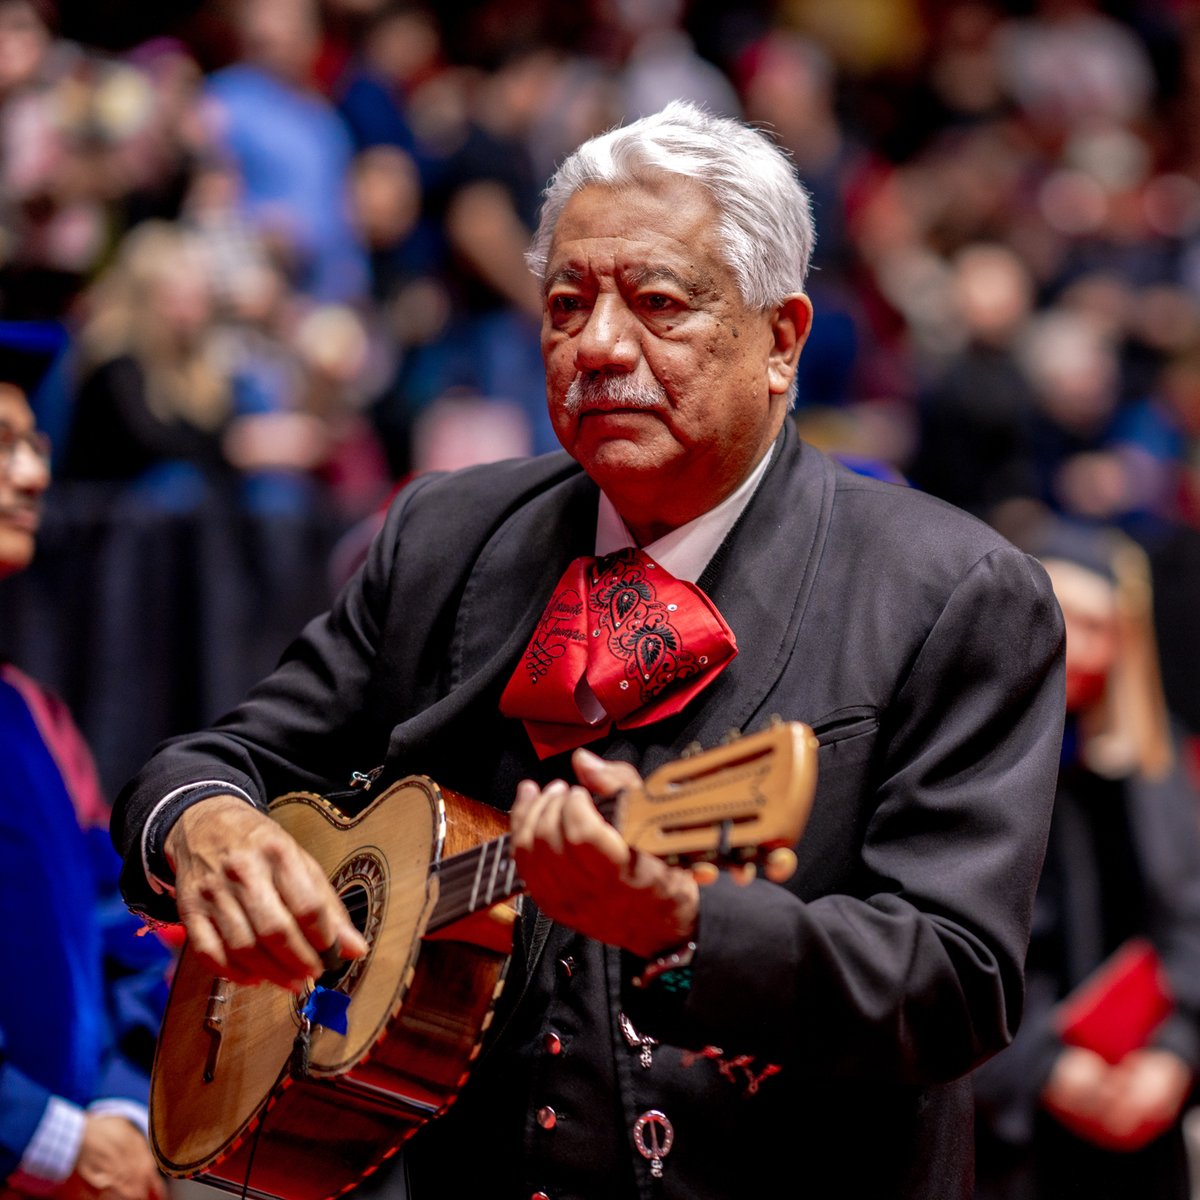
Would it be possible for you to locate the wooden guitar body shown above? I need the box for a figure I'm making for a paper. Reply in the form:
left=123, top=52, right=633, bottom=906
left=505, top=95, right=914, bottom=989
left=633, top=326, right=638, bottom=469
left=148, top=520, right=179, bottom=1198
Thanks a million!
left=150, top=778, right=516, bottom=1200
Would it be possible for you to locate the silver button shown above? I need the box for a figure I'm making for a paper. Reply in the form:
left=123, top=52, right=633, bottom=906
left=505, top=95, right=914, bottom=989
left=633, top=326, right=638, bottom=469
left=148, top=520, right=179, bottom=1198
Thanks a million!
left=536, top=1105, right=557, bottom=1130
left=543, top=1031, right=562, bottom=1055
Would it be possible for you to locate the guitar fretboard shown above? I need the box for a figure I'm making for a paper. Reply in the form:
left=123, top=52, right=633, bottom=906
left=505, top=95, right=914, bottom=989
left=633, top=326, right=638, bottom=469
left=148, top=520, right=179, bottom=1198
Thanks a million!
left=425, top=794, right=621, bottom=931
left=427, top=834, right=521, bottom=931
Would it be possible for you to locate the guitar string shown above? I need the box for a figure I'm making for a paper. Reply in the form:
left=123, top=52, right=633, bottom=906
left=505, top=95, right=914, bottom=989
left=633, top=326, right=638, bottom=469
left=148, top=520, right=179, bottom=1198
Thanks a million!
left=333, top=833, right=522, bottom=930
left=331, top=792, right=622, bottom=929
left=331, top=784, right=730, bottom=934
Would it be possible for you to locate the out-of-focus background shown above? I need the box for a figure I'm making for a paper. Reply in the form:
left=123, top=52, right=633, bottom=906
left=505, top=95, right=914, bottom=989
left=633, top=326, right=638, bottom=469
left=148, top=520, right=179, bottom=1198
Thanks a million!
left=1, top=0, right=1198, bottom=802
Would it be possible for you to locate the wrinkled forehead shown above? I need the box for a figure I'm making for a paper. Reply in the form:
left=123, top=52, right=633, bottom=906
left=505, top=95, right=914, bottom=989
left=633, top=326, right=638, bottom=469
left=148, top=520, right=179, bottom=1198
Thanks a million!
left=545, top=177, right=731, bottom=293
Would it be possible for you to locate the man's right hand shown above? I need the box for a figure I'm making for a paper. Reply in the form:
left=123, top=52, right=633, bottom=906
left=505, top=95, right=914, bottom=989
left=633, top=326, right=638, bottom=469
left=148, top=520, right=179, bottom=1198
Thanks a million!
left=59, top=1114, right=165, bottom=1200
left=165, top=795, right=367, bottom=991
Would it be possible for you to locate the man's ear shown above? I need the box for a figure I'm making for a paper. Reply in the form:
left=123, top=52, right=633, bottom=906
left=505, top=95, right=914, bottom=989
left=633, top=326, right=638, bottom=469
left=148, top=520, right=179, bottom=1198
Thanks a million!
left=766, top=293, right=813, bottom=397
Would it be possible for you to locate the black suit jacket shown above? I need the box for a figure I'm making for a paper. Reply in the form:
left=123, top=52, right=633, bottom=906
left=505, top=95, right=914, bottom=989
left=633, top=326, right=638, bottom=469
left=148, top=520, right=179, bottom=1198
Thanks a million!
left=114, top=423, right=1066, bottom=1198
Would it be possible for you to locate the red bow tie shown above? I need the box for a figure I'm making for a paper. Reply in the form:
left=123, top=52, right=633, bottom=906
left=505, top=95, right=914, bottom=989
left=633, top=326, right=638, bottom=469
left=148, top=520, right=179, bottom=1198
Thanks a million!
left=499, top=548, right=737, bottom=759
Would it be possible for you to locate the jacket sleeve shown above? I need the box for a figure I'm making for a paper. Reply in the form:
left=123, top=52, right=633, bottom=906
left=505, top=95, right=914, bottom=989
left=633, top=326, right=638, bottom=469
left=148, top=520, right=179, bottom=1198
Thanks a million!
left=0, top=1028, right=54, bottom=1183
left=626, top=545, right=1066, bottom=1087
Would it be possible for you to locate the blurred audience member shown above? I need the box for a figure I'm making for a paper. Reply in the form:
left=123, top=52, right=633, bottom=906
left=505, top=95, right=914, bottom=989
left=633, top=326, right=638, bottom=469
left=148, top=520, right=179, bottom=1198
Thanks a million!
left=335, top=2, right=438, bottom=154
left=600, top=0, right=740, bottom=121
left=973, top=516, right=1200, bottom=1200
left=995, top=0, right=1156, bottom=144
left=1019, top=308, right=1126, bottom=511
left=910, top=242, right=1040, bottom=519
left=371, top=48, right=552, bottom=469
left=0, top=1, right=138, bottom=317
left=736, top=30, right=867, bottom=409
left=919, top=0, right=1009, bottom=130
left=0, top=361, right=170, bottom=1200
left=203, top=0, right=367, bottom=303
left=61, top=221, right=339, bottom=513
left=62, top=221, right=233, bottom=505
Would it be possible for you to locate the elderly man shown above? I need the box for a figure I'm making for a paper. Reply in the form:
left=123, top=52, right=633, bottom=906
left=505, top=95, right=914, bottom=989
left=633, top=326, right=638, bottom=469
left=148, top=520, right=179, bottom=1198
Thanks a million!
left=113, top=102, right=1065, bottom=1199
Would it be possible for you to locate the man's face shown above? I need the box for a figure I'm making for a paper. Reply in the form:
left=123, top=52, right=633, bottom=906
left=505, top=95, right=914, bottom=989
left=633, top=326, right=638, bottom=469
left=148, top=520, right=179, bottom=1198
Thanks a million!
left=540, top=174, right=809, bottom=541
left=0, top=384, right=49, bottom=580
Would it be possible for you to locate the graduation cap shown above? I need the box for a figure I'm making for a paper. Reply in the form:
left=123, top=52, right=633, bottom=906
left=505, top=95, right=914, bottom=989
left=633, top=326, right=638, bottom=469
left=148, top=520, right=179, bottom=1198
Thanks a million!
left=1023, top=514, right=1121, bottom=586
left=0, top=320, right=66, bottom=394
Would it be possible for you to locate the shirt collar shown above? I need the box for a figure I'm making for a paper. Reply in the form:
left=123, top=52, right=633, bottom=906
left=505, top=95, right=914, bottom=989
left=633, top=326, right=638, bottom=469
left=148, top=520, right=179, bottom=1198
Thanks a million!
left=594, top=445, right=774, bottom=583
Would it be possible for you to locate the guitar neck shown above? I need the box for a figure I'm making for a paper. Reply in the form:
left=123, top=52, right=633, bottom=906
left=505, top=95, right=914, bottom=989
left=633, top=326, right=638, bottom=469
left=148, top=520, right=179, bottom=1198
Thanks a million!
left=426, top=833, right=522, bottom=932
left=425, top=795, right=620, bottom=932
left=422, top=720, right=815, bottom=933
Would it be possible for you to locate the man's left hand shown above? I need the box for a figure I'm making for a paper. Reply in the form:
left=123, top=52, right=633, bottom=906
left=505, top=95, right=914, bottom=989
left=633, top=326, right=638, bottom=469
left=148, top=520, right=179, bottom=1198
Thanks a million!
left=510, top=747, right=700, bottom=958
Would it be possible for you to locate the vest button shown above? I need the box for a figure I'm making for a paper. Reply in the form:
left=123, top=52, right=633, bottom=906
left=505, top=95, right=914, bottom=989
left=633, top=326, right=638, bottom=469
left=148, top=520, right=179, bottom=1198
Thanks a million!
left=536, top=1105, right=558, bottom=1130
left=558, top=955, right=575, bottom=978
left=543, top=1031, right=562, bottom=1055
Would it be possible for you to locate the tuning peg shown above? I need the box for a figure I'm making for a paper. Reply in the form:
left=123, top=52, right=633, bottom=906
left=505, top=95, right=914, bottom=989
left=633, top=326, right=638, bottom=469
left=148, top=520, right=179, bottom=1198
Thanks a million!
left=679, top=741, right=705, bottom=759
left=720, top=728, right=742, bottom=745
left=692, top=861, right=720, bottom=887
left=763, top=847, right=798, bottom=883
left=731, top=863, right=757, bottom=886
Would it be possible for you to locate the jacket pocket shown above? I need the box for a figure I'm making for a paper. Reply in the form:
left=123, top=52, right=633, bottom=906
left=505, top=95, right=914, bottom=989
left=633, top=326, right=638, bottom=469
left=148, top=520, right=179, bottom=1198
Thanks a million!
left=789, top=707, right=881, bottom=897
left=810, top=706, right=879, bottom=747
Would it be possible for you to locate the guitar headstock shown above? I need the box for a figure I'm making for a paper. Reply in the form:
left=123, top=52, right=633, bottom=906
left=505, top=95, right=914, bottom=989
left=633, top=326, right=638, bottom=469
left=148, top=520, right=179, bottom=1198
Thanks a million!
left=616, top=720, right=818, bottom=884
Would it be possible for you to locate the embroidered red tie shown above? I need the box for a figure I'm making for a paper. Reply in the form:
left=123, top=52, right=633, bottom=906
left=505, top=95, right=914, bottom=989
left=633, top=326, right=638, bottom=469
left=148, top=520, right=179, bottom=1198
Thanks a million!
left=500, top=548, right=737, bottom=759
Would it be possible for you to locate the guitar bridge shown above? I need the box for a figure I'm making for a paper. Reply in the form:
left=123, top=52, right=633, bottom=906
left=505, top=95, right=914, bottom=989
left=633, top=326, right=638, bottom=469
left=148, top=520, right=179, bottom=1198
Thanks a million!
left=202, top=978, right=231, bottom=1082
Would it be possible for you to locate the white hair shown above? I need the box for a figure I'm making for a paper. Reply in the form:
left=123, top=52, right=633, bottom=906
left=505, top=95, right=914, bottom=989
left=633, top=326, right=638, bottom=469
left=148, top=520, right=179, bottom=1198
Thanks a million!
left=526, top=100, right=815, bottom=311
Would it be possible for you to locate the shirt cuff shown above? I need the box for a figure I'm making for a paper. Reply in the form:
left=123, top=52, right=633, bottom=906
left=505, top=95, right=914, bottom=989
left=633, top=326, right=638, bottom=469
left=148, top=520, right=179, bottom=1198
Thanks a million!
left=141, top=780, right=257, bottom=894
left=10, top=1097, right=85, bottom=1193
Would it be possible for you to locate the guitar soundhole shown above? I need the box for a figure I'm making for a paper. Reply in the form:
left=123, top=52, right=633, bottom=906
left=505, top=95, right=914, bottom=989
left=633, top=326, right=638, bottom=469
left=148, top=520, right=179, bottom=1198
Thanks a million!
left=316, top=881, right=371, bottom=990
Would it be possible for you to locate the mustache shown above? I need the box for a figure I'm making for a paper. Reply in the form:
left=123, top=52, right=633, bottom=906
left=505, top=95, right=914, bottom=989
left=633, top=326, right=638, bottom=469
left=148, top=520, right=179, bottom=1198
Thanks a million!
left=564, top=374, right=668, bottom=415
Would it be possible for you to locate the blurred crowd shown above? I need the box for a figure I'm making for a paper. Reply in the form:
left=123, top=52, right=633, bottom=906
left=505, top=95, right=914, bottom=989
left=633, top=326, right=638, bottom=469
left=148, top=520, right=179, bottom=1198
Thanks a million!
left=5, top=2, right=1200, bottom=1197
left=0, top=0, right=1198, bottom=756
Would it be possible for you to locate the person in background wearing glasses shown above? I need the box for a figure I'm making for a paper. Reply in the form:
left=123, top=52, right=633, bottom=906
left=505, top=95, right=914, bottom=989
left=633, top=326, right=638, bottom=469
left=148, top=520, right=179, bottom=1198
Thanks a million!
left=0, top=364, right=170, bottom=1200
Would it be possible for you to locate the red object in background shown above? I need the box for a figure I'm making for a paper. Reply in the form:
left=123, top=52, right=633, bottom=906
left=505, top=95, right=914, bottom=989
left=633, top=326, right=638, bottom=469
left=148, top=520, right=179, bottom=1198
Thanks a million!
left=1056, top=938, right=1174, bottom=1065
left=1186, top=734, right=1200, bottom=794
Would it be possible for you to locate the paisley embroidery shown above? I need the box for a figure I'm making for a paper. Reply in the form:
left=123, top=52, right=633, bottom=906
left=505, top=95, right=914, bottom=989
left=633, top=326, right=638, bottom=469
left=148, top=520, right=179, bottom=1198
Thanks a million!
left=589, top=551, right=702, bottom=705
left=499, top=547, right=737, bottom=759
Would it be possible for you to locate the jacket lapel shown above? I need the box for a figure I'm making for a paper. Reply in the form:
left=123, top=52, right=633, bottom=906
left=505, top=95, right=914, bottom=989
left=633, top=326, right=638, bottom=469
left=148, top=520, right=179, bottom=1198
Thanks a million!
left=385, top=468, right=599, bottom=762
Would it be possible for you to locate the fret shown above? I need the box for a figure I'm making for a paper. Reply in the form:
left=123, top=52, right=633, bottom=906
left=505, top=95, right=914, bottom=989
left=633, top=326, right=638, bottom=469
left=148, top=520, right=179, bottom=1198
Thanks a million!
left=486, top=834, right=505, bottom=904
left=468, top=840, right=487, bottom=913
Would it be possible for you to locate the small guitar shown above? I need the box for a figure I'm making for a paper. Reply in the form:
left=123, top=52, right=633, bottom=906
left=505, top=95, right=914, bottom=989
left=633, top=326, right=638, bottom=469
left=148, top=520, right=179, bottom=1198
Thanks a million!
left=149, top=721, right=818, bottom=1200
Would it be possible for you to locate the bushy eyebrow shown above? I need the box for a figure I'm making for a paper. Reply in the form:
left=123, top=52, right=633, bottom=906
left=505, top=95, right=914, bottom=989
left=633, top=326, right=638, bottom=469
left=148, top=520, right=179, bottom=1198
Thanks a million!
left=625, top=265, right=694, bottom=294
left=545, top=266, right=586, bottom=293
left=544, top=263, right=697, bottom=296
